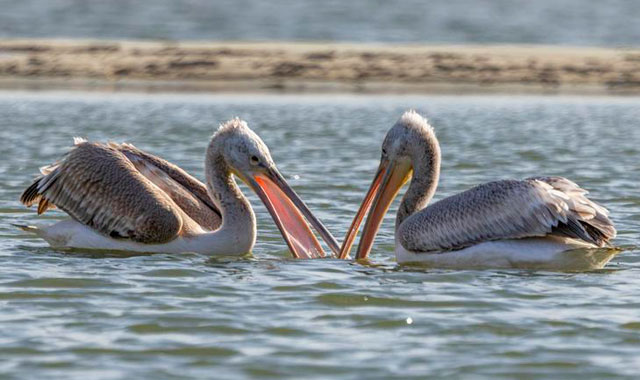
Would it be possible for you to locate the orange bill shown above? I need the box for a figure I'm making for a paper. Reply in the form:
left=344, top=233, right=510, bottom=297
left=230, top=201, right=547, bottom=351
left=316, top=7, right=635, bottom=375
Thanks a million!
left=338, top=162, right=386, bottom=259
left=252, top=172, right=325, bottom=259
left=339, top=158, right=412, bottom=260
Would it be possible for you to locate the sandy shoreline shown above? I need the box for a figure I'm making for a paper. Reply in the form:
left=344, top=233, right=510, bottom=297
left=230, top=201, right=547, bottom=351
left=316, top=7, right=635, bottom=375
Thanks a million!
left=1, top=39, right=639, bottom=95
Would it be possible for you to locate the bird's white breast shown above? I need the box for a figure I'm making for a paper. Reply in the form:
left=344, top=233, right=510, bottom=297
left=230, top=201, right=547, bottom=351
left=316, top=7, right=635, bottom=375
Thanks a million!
left=34, top=219, right=252, bottom=256
left=395, top=236, right=617, bottom=270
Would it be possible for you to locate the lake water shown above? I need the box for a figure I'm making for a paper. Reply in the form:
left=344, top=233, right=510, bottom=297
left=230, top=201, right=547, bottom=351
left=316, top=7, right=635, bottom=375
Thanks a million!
left=0, top=0, right=639, bottom=46
left=1, top=92, right=640, bottom=378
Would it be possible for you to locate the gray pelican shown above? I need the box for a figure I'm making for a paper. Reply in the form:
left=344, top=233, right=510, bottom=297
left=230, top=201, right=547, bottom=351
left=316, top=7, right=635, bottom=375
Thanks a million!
left=339, top=111, right=617, bottom=269
left=19, top=118, right=339, bottom=258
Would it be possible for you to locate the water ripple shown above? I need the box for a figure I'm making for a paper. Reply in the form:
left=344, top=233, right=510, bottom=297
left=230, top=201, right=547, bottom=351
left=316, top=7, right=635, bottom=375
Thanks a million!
left=0, top=93, right=639, bottom=378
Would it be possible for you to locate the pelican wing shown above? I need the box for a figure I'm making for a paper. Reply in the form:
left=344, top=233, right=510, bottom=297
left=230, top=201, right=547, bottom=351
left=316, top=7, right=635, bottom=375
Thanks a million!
left=20, top=141, right=202, bottom=244
left=398, top=177, right=616, bottom=253
left=112, top=142, right=221, bottom=230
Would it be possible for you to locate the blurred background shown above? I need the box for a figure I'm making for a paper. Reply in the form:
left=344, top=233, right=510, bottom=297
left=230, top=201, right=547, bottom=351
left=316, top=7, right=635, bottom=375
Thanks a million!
left=1, top=0, right=639, bottom=46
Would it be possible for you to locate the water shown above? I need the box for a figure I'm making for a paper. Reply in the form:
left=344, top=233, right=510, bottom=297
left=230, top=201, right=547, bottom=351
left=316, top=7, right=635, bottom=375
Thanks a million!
left=1, top=92, right=640, bottom=379
left=1, top=0, right=639, bottom=46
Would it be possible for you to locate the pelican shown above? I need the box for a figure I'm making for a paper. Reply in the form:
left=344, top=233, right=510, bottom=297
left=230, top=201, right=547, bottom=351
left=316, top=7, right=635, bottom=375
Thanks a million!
left=339, top=111, right=617, bottom=269
left=18, top=118, right=339, bottom=258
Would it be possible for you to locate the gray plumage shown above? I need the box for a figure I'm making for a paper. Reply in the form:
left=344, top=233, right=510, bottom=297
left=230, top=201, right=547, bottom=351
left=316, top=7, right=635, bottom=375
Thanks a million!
left=386, top=110, right=616, bottom=254
left=115, top=142, right=221, bottom=230
left=398, top=177, right=615, bottom=253
left=20, top=139, right=222, bottom=244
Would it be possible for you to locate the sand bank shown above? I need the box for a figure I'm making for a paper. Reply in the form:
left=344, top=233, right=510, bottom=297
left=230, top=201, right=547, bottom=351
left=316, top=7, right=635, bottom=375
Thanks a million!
left=0, top=39, right=639, bottom=94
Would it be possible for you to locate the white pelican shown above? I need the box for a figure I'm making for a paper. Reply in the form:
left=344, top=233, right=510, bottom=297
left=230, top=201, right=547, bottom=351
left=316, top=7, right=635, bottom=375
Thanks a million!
left=339, top=111, right=617, bottom=270
left=18, top=118, right=339, bottom=258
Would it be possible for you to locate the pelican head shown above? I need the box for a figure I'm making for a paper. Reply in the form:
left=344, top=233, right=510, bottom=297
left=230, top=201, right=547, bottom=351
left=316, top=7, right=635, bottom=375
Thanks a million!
left=339, top=110, right=440, bottom=259
left=209, top=118, right=276, bottom=178
left=208, top=118, right=339, bottom=258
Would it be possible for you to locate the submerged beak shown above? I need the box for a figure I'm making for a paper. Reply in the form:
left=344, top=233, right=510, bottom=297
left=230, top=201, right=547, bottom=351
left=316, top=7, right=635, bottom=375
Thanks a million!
left=338, top=158, right=412, bottom=260
left=248, top=167, right=340, bottom=259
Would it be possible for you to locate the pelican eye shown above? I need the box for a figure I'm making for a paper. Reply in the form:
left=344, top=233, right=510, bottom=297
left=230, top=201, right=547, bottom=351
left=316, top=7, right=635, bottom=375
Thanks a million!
left=381, top=148, right=387, bottom=156
left=250, top=155, right=260, bottom=165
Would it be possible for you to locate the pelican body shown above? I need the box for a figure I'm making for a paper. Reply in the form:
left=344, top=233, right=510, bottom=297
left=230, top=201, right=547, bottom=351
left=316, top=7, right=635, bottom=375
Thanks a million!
left=339, top=111, right=617, bottom=270
left=19, top=119, right=339, bottom=259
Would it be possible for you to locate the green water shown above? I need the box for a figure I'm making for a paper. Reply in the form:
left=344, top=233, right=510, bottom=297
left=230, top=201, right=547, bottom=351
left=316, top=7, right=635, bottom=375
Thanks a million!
left=1, top=92, right=639, bottom=379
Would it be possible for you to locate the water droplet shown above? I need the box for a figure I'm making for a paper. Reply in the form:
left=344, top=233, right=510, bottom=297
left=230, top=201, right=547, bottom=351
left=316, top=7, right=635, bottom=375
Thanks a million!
left=406, top=317, right=413, bottom=325
left=293, top=174, right=300, bottom=180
